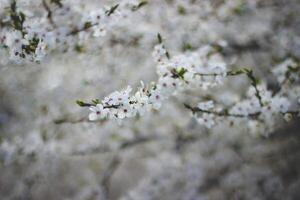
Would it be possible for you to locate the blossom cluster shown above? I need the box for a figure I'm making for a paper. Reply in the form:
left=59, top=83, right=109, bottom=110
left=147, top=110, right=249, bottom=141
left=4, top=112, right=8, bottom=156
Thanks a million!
left=83, top=42, right=227, bottom=122
left=188, top=57, right=300, bottom=135
left=272, top=58, right=300, bottom=85
left=82, top=42, right=300, bottom=135
left=0, top=0, right=146, bottom=63
left=194, top=84, right=294, bottom=131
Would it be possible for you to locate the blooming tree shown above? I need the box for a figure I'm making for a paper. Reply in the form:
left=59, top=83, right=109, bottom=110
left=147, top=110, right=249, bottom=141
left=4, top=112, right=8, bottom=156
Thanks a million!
left=0, top=0, right=300, bottom=199
left=77, top=35, right=300, bottom=136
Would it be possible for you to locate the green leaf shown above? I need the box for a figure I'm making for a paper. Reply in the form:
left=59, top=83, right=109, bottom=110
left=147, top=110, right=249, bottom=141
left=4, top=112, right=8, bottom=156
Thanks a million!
left=92, top=99, right=100, bottom=104
left=106, top=4, right=119, bottom=16
left=176, top=67, right=187, bottom=79
left=84, top=21, right=92, bottom=29
left=137, top=1, right=148, bottom=8
left=132, top=1, right=148, bottom=11
left=165, top=51, right=170, bottom=59
left=76, top=100, right=86, bottom=107
left=157, top=33, right=162, bottom=44
left=182, top=43, right=193, bottom=51
left=50, top=0, right=63, bottom=7
left=177, top=5, right=186, bottom=15
left=75, top=44, right=85, bottom=53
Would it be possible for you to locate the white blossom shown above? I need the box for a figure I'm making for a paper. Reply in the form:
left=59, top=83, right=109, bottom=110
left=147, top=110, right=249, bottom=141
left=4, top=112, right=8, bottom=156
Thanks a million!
left=198, top=101, right=214, bottom=110
left=89, top=104, right=109, bottom=121
left=196, top=113, right=215, bottom=128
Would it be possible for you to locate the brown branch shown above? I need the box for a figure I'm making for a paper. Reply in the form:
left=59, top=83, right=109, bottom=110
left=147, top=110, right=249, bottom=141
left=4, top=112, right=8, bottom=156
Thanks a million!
left=184, top=103, right=261, bottom=119
left=101, top=155, right=121, bottom=200
left=67, top=22, right=97, bottom=36
left=195, top=68, right=264, bottom=107
left=184, top=103, right=299, bottom=122
left=42, top=0, right=56, bottom=28
left=53, top=117, right=91, bottom=124
left=71, top=136, right=157, bottom=156
left=66, top=3, right=121, bottom=36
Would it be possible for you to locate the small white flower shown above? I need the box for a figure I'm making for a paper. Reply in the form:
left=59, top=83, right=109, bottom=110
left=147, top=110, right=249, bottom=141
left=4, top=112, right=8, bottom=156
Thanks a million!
left=116, top=105, right=136, bottom=119
left=197, top=101, right=214, bottom=110
left=247, top=120, right=264, bottom=136
left=283, top=113, right=293, bottom=122
left=103, top=86, right=132, bottom=106
left=270, top=97, right=290, bottom=113
left=152, top=44, right=166, bottom=62
left=5, top=30, right=26, bottom=48
left=197, top=113, right=215, bottom=128
left=272, top=59, right=297, bottom=84
left=93, top=24, right=107, bottom=37
left=34, top=40, right=47, bottom=62
left=89, top=104, right=109, bottom=121
left=88, top=10, right=106, bottom=24
left=42, top=31, right=56, bottom=49
left=157, top=76, right=178, bottom=96
left=183, top=71, right=194, bottom=82
left=149, top=89, right=163, bottom=110
left=130, top=91, right=149, bottom=115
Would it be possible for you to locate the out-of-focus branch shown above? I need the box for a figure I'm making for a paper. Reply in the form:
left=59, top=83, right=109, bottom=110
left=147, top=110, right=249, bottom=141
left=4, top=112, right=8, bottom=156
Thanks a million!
left=184, top=103, right=261, bottom=119
left=53, top=117, right=91, bottom=124
left=71, top=136, right=158, bottom=156
left=100, top=155, right=121, bottom=200
left=195, top=68, right=264, bottom=106
left=42, top=0, right=56, bottom=28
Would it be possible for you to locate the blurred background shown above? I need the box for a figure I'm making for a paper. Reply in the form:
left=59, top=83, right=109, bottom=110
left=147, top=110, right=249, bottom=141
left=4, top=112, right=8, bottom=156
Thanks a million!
left=0, top=0, right=300, bottom=199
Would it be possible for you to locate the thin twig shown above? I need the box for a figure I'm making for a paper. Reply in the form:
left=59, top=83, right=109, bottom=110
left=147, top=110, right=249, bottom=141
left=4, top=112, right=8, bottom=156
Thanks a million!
left=71, top=136, right=157, bottom=156
left=54, top=117, right=90, bottom=124
left=195, top=68, right=264, bottom=106
left=67, top=22, right=97, bottom=36
left=100, top=155, right=120, bottom=200
left=42, top=0, right=56, bottom=28
left=184, top=103, right=261, bottom=119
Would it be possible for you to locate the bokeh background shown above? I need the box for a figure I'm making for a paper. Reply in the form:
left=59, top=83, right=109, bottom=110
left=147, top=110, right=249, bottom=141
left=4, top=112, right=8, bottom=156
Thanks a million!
left=1, top=0, right=300, bottom=199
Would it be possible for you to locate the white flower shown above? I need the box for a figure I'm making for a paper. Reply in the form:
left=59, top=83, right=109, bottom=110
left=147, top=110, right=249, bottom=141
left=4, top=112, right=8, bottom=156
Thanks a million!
left=247, top=120, right=265, bottom=136
left=152, top=44, right=166, bottom=62
left=88, top=104, right=109, bottom=121
left=269, top=97, right=290, bottom=113
left=272, top=59, right=297, bottom=84
left=5, top=30, right=25, bottom=48
left=149, top=89, right=163, bottom=110
left=196, top=113, right=215, bottom=128
left=197, top=101, right=214, bottom=110
left=34, top=40, right=47, bottom=62
left=131, top=91, right=149, bottom=115
left=93, top=24, right=107, bottom=37
left=116, top=106, right=135, bottom=119
left=157, top=76, right=178, bottom=96
left=88, top=10, right=106, bottom=24
left=42, top=31, right=56, bottom=49
left=283, top=113, right=293, bottom=122
left=156, top=63, right=171, bottom=76
left=103, top=86, right=132, bottom=106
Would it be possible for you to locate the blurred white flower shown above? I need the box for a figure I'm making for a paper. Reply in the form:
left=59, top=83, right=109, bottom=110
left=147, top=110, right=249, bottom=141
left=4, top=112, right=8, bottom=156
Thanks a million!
left=89, top=104, right=109, bottom=121
left=198, top=101, right=214, bottom=110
